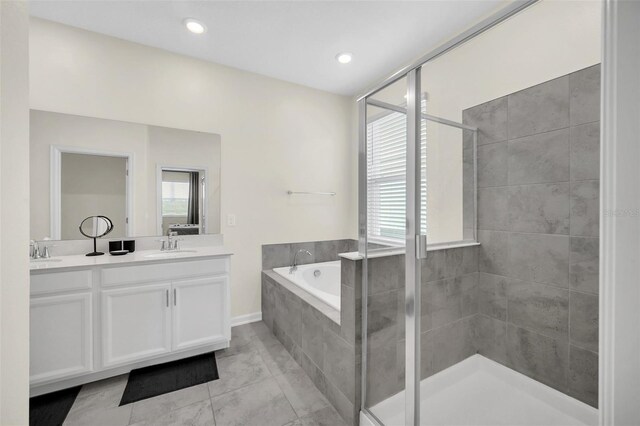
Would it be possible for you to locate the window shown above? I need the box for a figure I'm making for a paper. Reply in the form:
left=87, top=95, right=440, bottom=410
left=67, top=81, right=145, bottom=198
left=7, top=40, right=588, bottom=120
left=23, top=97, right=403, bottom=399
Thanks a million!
left=162, top=172, right=189, bottom=217
left=367, top=105, right=426, bottom=246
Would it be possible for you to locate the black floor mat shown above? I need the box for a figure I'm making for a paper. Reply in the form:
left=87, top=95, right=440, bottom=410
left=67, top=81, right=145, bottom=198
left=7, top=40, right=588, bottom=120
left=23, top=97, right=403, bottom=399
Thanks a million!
left=119, top=352, right=219, bottom=406
left=29, top=386, right=81, bottom=426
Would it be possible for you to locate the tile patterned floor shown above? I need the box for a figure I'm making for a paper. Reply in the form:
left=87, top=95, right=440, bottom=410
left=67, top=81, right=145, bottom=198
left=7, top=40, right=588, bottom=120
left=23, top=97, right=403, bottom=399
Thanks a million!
left=61, top=321, right=347, bottom=426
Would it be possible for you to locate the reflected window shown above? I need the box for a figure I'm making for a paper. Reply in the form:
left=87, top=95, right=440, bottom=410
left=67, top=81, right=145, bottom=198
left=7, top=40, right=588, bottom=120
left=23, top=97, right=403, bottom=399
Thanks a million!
left=161, top=180, right=189, bottom=217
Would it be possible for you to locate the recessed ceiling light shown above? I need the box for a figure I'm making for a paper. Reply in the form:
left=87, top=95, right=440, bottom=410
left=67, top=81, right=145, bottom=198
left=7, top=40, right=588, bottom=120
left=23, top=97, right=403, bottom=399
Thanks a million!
left=335, top=52, right=352, bottom=64
left=184, top=18, right=206, bottom=34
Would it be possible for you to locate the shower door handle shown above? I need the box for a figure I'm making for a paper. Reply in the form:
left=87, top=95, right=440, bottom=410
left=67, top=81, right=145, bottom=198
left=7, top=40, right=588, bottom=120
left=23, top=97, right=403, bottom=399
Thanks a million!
left=416, top=235, right=427, bottom=259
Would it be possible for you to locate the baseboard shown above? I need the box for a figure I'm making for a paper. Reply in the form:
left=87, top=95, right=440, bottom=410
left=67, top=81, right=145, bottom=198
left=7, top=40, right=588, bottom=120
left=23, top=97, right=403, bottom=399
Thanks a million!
left=231, top=312, right=262, bottom=327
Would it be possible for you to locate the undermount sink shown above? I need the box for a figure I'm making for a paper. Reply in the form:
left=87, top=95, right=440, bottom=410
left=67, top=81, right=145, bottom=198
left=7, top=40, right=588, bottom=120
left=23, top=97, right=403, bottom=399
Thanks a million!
left=30, top=258, right=63, bottom=263
left=143, top=250, right=198, bottom=259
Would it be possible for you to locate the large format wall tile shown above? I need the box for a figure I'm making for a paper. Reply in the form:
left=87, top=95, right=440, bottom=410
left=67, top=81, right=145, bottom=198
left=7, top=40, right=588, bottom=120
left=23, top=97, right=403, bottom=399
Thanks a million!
left=341, top=258, right=361, bottom=289
left=290, top=242, right=316, bottom=265
left=508, top=233, right=570, bottom=287
left=477, top=273, right=507, bottom=321
left=507, top=128, right=570, bottom=185
left=462, top=96, right=508, bottom=145
left=423, top=279, right=460, bottom=331
left=422, top=246, right=476, bottom=281
left=508, top=183, right=570, bottom=235
left=570, top=122, right=600, bottom=181
left=568, top=345, right=599, bottom=407
left=475, top=315, right=507, bottom=364
left=570, top=291, right=599, bottom=353
left=462, top=65, right=600, bottom=408
left=302, top=304, right=326, bottom=369
left=367, top=290, right=399, bottom=347
left=422, top=273, right=478, bottom=331
left=262, top=239, right=357, bottom=270
left=368, top=254, right=404, bottom=294
left=570, top=65, right=601, bottom=126
left=570, top=237, right=599, bottom=294
left=424, top=317, right=476, bottom=375
left=314, top=240, right=341, bottom=263
left=263, top=243, right=292, bottom=270
left=340, top=284, right=358, bottom=344
left=507, top=279, right=569, bottom=340
left=508, top=76, right=570, bottom=139
left=477, top=141, right=508, bottom=187
left=274, top=285, right=303, bottom=346
left=478, top=187, right=509, bottom=231
left=323, top=329, right=356, bottom=403
left=478, top=230, right=509, bottom=276
left=570, top=180, right=600, bottom=237
left=506, top=325, right=568, bottom=391
left=365, top=342, right=401, bottom=406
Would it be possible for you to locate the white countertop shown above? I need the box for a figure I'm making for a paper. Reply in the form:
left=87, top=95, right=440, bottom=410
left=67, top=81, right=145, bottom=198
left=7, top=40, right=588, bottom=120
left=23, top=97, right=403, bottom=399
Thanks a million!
left=30, top=246, right=233, bottom=272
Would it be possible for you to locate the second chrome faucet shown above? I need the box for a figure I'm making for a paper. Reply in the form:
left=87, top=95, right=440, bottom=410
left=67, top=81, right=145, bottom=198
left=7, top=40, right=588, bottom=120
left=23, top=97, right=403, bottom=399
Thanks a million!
left=161, top=231, right=180, bottom=251
left=289, top=249, right=312, bottom=274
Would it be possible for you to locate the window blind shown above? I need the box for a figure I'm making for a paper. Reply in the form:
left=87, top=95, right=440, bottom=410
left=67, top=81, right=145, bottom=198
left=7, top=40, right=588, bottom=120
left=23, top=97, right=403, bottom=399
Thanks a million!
left=367, top=105, right=426, bottom=246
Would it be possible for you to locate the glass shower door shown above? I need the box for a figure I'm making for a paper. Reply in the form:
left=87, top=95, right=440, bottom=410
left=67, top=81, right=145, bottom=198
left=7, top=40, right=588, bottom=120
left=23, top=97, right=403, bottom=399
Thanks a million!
left=360, top=68, right=425, bottom=426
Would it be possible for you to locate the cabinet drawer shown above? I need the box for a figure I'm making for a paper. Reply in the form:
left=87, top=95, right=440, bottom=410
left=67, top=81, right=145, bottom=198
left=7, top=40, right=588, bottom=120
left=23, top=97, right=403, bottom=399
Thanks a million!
left=102, top=258, right=228, bottom=286
left=31, top=270, right=92, bottom=295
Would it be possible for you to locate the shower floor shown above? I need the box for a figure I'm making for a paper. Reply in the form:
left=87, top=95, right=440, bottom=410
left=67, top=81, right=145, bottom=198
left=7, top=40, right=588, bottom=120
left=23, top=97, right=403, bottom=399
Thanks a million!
left=364, top=354, right=598, bottom=426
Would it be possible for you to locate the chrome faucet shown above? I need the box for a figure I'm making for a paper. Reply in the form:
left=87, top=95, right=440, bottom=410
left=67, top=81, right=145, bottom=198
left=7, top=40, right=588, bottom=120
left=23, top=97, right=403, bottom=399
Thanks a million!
left=30, top=241, right=40, bottom=259
left=290, top=249, right=312, bottom=274
left=161, top=231, right=179, bottom=251
left=30, top=240, right=51, bottom=260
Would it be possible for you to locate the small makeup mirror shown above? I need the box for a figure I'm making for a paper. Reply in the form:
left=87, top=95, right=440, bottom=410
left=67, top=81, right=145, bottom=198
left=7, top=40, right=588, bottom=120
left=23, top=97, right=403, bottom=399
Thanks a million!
left=79, top=216, right=113, bottom=256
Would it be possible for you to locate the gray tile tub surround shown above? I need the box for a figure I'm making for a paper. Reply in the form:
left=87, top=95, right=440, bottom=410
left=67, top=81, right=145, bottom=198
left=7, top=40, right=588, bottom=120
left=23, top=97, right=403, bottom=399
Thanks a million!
left=262, top=239, right=358, bottom=270
left=261, top=257, right=362, bottom=425
left=465, top=64, right=601, bottom=408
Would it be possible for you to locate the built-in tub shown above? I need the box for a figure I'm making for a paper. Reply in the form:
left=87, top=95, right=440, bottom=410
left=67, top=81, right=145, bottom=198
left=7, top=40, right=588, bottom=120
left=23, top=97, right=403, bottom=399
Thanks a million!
left=273, top=260, right=340, bottom=310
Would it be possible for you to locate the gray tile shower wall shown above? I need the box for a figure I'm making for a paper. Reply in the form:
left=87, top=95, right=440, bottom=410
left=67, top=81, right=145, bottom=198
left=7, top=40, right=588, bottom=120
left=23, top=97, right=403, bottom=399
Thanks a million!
left=365, top=246, right=479, bottom=407
left=463, top=64, right=600, bottom=407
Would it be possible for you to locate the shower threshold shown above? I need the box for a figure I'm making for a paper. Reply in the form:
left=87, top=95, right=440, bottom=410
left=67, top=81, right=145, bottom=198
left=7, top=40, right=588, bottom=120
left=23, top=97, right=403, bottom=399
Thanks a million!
left=364, top=354, right=597, bottom=426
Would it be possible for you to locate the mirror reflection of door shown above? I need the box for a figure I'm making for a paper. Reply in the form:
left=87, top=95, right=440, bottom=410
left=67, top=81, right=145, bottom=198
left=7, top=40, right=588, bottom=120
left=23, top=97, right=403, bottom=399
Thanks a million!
left=160, top=169, right=205, bottom=235
left=60, top=153, right=128, bottom=240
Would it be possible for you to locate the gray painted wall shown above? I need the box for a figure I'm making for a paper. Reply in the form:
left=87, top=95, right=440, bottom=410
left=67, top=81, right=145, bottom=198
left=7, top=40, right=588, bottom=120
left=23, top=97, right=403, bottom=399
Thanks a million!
left=464, top=64, right=600, bottom=407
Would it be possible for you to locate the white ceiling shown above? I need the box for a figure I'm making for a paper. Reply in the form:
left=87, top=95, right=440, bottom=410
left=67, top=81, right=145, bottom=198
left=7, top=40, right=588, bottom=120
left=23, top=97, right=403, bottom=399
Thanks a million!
left=29, top=0, right=511, bottom=96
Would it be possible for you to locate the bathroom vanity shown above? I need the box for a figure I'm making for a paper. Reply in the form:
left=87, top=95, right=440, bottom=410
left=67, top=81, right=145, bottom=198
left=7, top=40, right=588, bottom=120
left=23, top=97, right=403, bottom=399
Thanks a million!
left=29, top=247, right=232, bottom=396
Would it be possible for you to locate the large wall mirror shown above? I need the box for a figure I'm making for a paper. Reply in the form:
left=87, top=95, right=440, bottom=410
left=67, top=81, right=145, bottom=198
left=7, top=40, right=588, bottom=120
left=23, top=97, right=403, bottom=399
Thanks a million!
left=30, top=110, right=221, bottom=240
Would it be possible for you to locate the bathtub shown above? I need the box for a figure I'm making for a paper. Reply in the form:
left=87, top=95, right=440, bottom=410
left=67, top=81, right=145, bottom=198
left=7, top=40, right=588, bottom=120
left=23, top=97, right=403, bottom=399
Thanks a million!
left=273, top=260, right=341, bottom=310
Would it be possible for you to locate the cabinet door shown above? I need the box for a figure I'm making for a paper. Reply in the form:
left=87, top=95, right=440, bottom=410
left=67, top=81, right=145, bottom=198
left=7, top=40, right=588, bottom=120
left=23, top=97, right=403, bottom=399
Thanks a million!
left=102, top=283, right=172, bottom=367
left=172, top=276, right=229, bottom=351
left=30, top=293, right=92, bottom=384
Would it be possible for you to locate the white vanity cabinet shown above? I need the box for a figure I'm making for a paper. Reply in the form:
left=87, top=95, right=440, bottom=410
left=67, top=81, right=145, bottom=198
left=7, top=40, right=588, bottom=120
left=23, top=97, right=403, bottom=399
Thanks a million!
left=30, top=252, right=231, bottom=396
left=172, top=276, right=229, bottom=351
left=30, top=270, right=93, bottom=385
left=30, top=292, right=93, bottom=384
left=101, top=283, right=173, bottom=367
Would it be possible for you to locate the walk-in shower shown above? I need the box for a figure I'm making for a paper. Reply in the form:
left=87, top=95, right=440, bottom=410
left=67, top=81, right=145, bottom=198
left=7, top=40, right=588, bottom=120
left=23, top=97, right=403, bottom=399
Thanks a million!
left=358, top=1, right=601, bottom=425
